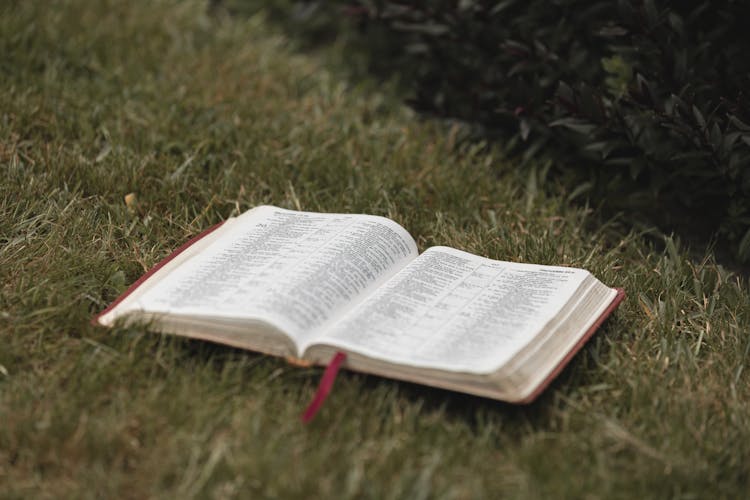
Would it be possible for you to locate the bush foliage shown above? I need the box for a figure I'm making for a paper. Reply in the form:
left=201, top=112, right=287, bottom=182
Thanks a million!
left=237, top=0, right=750, bottom=260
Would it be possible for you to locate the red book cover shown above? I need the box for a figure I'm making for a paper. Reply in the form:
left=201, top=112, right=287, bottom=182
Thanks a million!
left=92, top=216, right=624, bottom=409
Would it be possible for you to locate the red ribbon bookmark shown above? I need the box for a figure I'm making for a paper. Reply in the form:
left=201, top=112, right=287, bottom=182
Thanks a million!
left=301, top=351, right=347, bottom=423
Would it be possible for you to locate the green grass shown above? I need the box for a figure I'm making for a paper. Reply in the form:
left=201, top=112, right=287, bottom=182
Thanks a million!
left=1, top=1, right=749, bottom=498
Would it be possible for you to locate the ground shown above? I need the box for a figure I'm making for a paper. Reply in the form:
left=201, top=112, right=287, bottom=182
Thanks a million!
left=1, top=1, right=748, bottom=498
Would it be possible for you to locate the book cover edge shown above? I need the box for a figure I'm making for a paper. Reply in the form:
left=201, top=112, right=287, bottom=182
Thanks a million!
left=517, top=287, right=626, bottom=404
left=90, top=220, right=227, bottom=326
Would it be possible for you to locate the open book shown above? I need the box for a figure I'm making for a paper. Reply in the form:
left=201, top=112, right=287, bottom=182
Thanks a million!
left=95, top=206, right=624, bottom=403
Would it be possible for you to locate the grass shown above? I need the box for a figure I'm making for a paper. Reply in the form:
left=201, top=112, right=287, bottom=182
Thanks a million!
left=1, top=0, right=749, bottom=498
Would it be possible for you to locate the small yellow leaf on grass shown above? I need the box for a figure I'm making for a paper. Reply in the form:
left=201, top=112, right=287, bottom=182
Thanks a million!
left=124, top=192, right=137, bottom=211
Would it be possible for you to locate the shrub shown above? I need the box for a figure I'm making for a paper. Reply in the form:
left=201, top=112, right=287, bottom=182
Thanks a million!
left=232, top=0, right=750, bottom=259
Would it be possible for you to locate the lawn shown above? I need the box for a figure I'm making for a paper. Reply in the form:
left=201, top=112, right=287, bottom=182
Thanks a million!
left=1, top=1, right=748, bottom=498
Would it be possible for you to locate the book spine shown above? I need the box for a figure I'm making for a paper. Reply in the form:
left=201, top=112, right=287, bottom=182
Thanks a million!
left=91, top=221, right=226, bottom=326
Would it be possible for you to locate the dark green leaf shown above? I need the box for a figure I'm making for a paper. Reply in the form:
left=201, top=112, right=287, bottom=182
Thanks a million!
left=549, top=118, right=596, bottom=135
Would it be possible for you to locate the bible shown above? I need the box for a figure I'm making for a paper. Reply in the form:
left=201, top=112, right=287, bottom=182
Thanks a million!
left=95, top=206, right=624, bottom=403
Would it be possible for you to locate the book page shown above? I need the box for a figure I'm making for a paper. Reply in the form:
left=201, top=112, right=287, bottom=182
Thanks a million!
left=127, top=206, right=418, bottom=348
left=309, top=246, right=589, bottom=373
